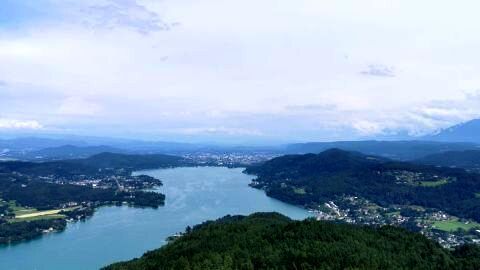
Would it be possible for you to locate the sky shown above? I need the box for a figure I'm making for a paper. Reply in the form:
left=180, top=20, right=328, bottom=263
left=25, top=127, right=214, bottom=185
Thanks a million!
left=1, top=0, right=480, bottom=144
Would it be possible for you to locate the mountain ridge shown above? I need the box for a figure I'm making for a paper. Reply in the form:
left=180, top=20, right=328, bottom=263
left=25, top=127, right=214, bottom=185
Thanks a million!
left=424, top=119, right=480, bottom=143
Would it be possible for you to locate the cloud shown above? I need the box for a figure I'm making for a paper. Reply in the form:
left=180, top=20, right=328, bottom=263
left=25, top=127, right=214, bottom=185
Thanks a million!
left=352, top=121, right=383, bottom=135
left=78, top=0, right=170, bottom=34
left=0, top=80, right=7, bottom=87
left=285, top=103, right=338, bottom=112
left=0, top=118, right=43, bottom=129
left=360, top=64, right=395, bottom=77
left=0, top=0, right=170, bottom=34
left=176, top=127, right=264, bottom=136
left=58, top=97, right=102, bottom=116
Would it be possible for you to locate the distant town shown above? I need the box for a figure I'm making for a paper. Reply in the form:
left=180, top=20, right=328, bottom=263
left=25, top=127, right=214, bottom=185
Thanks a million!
left=182, top=151, right=278, bottom=167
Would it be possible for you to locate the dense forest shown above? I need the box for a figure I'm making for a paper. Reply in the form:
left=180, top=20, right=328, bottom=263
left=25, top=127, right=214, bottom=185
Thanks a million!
left=245, top=149, right=480, bottom=222
left=0, top=178, right=165, bottom=210
left=104, top=212, right=480, bottom=270
left=417, top=150, right=480, bottom=172
left=67, top=152, right=189, bottom=172
left=0, top=152, right=189, bottom=176
left=0, top=219, right=66, bottom=244
left=0, top=161, right=165, bottom=211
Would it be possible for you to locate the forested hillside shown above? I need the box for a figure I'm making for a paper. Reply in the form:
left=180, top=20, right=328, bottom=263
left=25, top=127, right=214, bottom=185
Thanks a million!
left=417, top=150, right=480, bottom=172
left=246, top=149, right=480, bottom=222
left=285, top=140, right=478, bottom=160
left=104, top=213, right=480, bottom=270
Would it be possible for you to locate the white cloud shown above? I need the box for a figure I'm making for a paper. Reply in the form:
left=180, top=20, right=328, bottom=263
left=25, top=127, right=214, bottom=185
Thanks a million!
left=352, top=121, right=383, bottom=136
left=58, top=97, right=102, bottom=116
left=177, top=127, right=264, bottom=136
left=0, top=118, right=43, bottom=129
left=74, top=0, right=170, bottom=34
left=360, top=65, right=395, bottom=77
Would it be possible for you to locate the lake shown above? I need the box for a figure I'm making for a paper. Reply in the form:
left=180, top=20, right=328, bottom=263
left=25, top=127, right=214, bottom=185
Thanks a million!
left=0, top=167, right=312, bottom=270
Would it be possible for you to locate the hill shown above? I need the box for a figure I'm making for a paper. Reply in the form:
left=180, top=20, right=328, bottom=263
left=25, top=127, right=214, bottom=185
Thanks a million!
left=0, top=152, right=188, bottom=176
left=68, top=152, right=188, bottom=171
left=417, top=150, right=480, bottom=172
left=285, top=140, right=478, bottom=160
left=103, top=212, right=480, bottom=270
left=0, top=137, right=87, bottom=152
left=245, top=149, right=480, bottom=222
left=25, top=145, right=127, bottom=160
left=425, top=119, right=480, bottom=143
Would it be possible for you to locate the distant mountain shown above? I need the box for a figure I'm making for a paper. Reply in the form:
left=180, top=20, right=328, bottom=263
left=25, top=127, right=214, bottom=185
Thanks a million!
left=0, top=137, right=87, bottom=154
left=0, top=136, right=202, bottom=156
left=69, top=152, right=188, bottom=171
left=0, top=152, right=188, bottom=176
left=246, top=149, right=480, bottom=222
left=0, top=135, right=280, bottom=160
left=26, top=145, right=127, bottom=160
left=416, top=150, right=480, bottom=172
left=285, top=140, right=479, bottom=160
left=425, top=119, right=480, bottom=143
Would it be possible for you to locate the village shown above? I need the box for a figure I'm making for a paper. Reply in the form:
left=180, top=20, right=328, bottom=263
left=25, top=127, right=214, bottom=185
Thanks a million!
left=312, top=195, right=480, bottom=248
left=41, top=173, right=163, bottom=192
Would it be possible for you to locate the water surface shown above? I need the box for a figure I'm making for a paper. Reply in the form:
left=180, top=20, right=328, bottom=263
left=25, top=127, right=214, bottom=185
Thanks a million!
left=0, top=167, right=311, bottom=270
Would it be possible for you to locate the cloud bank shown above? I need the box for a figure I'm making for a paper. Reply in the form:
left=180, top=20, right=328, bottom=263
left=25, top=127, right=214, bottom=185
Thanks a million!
left=0, top=118, right=43, bottom=130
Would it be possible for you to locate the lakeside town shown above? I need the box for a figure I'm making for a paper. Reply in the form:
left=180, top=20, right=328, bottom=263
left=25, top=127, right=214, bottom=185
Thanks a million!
left=41, top=173, right=163, bottom=192
left=182, top=152, right=279, bottom=167
left=311, top=195, right=480, bottom=248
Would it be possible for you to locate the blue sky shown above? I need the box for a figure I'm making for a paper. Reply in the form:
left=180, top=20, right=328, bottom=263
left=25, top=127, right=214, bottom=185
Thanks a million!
left=1, top=0, right=480, bottom=143
left=0, top=1, right=57, bottom=28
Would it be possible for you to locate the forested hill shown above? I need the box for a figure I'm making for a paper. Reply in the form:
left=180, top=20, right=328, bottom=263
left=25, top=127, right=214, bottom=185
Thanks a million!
left=417, top=150, right=480, bottom=172
left=0, top=152, right=188, bottom=176
left=104, top=212, right=480, bottom=270
left=66, top=152, right=188, bottom=171
left=25, top=145, right=127, bottom=161
left=285, top=140, right=479, bottom=160
left=245, top=149, right=480, bottom=222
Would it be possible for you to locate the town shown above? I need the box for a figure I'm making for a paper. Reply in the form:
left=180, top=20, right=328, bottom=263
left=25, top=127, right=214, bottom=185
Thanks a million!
left=182, top=151, right=279, bottom=167
left=41, top=173, right=163, bottom=191
left=312, top=195, right=480, bottom=248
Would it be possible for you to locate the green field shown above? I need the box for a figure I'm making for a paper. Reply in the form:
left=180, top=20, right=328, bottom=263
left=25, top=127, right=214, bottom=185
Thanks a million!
left=2, top=200, right=76, bottom=223
left=10, top=214, right=66, bottom=223
left=433, top=218, right=480, bottom=232
left=418, top=179, right=449, bottom=187
left=386, top=211, right=401, bottom=217
left=293, top=187, right=307, bottom=195
left=7, top=201, right=38, bottom=216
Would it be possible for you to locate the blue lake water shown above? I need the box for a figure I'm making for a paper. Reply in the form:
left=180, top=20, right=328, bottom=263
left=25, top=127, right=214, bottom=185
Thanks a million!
left=0, top=167, right=312, bottom=270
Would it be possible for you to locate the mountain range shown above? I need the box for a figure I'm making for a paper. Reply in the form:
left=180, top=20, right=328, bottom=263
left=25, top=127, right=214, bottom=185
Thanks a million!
left=1, top=118, right=480, bottom=162
left=425, top=119, right=480, bottom=143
